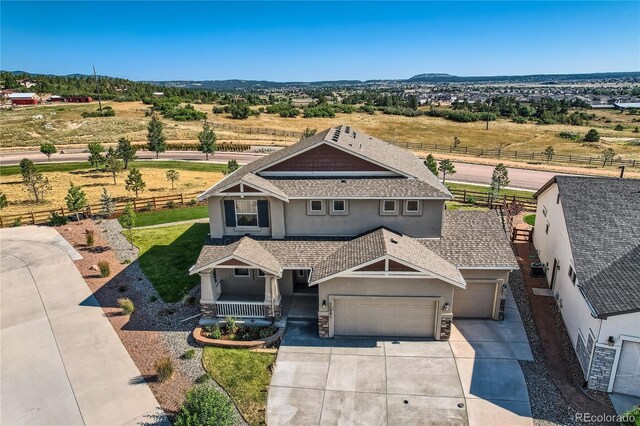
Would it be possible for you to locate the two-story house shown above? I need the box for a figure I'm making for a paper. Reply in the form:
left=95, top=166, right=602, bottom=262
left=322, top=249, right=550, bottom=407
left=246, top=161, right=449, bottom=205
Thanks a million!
left=533, top=176, right=640, bottom=397
left=189, top=125, right=517, bottom=340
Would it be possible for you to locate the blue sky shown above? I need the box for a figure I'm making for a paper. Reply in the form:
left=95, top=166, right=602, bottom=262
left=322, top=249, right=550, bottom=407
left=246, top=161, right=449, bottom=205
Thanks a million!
left=1, top=1, right=639, bottom=81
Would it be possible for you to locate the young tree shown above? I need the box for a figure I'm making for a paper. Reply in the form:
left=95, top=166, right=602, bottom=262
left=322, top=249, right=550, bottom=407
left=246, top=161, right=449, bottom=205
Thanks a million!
left=100, top=187, right=115, bottom=217
left=165, top=169, right=180, bottom=190
left=104, top=147, right=123, bottom=184
left=124, top=167, right=146, bottom=197
left=87, top=142, right=105, bottom=170
left=228, top=103, right=251, bottom=119
left=437, top=159, right=456, bottom=184
left=584, top=129, right=600, bottom=142
left=300, top=127, right=318, bottom=141
left=65, top=182, right=87, bottom=222
left=453, top=136, right=461, bottom=148
left=490, top=163, right=510, bottom=196
left=543, top=146, right=555, bottom=163
left=40, top=142, right=56, bottom=161
left=147, top=114, right=166, bottom=159
left=423, top=154, right=438, bottom=176
left=198, top=122, right=217, bottom=160
left=226, top=159, right=239, bottom=174
left=119, top=202, right=136, bottom=249
left=0, top=191, right=7, bottom=210
left=116, top=137, right=137, bottom=169
left=409, top=95, right=418, bottom=110
left=20, top=159, right=51, bottom=203
left=601, top=148, right=616, bottom=167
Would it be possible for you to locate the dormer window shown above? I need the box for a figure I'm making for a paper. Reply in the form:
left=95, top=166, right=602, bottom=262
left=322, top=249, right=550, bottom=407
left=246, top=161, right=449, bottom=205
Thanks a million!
left=235, top=200, right=258, bottom=227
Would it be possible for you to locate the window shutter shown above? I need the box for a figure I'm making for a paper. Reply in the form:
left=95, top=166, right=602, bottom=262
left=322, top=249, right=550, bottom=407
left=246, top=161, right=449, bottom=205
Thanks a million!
left=257, top=200, right=270, bottom=227
left=224, top=200, right=236, bottom=227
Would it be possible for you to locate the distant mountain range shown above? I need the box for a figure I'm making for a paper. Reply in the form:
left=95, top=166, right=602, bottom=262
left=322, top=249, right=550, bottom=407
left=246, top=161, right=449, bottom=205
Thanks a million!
left=5, top=70, right=640, bottom=90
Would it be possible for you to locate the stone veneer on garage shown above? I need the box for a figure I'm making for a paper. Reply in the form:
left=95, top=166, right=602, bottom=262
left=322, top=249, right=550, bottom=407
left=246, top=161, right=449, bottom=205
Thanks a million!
left=587, top=345, right=617, bottom=391
left=318, top=313, right=330, bottom=338
left=439, top=315, right=452, bottom=340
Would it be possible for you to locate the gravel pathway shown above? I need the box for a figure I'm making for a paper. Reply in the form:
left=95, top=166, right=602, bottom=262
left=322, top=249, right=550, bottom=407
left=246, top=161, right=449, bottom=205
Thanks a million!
left=97, top=219, right=247, bottom=425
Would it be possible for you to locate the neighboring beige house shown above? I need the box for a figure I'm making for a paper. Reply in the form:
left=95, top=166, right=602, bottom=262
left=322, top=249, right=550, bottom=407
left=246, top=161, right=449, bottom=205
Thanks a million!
left=533, top=176, right=640, bottom=397
left=190, top=125, right=517, bottom=339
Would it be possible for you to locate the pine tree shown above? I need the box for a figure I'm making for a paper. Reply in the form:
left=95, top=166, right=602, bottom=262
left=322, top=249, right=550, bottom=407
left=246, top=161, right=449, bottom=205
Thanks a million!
left=437, top=159, right=456, bottom=184
left=116, top=137, right=137, bottom=169
left=124, top=167, right=146, bottom=197
left=100, top=187, right=115, bottom=217
left=104, top=147, right=123, bottom=184
left=87, top=142, right=105, bottom=170
left=0, top=191, right=7, bottom=210
left=119, top=203, right=136, bottom=249
left=198, top=122, right=217, bottom=160
left=490, top=163, right=510, bottom=197
left=424, top=154, right=438, bottom=176
left=65, top=182, right=87, bottom=222
left=147, top=115, right=166, bottom=159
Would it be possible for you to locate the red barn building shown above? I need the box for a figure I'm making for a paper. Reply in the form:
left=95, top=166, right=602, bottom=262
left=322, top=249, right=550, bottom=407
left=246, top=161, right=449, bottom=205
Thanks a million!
left=9, top=93, right=39, bottom=106
left=63, top=96, right=92, bottom=103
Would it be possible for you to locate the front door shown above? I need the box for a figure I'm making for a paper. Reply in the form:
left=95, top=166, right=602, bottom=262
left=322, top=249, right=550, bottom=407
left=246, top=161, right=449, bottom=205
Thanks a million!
left=550, top=258, right=558, bottom=290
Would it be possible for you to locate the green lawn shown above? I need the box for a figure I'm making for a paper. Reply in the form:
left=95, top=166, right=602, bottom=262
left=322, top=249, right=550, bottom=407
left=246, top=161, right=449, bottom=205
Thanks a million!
left=129, top=223, right=208, bottom=302
left=202, top=347, right=276, bottom=426
left=523, top=214, right=536, bottom=226
left=121, top=205, right=209, bottom=228
left=0, top=160, right=227, bottom=176
left=445, top=201, right=489, bottom=211
left=445, top=181, right=535, bottom=199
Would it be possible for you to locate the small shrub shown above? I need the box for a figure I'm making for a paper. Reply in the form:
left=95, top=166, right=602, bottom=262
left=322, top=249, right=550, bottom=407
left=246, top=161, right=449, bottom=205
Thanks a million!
left=206, top=324, right=222, bottom=339
left=174, top=385, right=235, bottom=426
left=182, top=348, right=196, bottom=360
left=259, top=327, right=276, bottom=339
left=224, top=316, right=237, bottom=335
left=12, top=217, right=22, bottom=227
left=144, top=202, right=154, bottom=211
left=195, top=373, right=211, bottom=384
left=166, top=200, right=176, bottom=209
left=189, top=198, right=197, bottom=205
left=118, top=297, right=134, bottom=315
left=465, top=195, right=477, bottom=205
left=154, top=357, right=174, bottom=383
left=48, top=212, right=68, bottom=226
left=98, top=260, right=110, bottom=277
left=614, top=124, right=625, bottom=131
left=85, top=229, right=95, bottom=246
left=182, top=294, right=196, bottom=305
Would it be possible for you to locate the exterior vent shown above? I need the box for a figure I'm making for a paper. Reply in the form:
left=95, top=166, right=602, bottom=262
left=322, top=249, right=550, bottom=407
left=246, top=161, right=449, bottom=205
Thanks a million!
left=345, top=126, right=351, bottom=133
left=390, top=238, right=398, bottom=244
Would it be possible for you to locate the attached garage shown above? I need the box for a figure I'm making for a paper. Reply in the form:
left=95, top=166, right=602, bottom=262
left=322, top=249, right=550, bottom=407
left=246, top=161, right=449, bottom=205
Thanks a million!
left=613, top=340, right=640, bottom=397
left=332, top=296, right=438, bottom=338
left=453, top=282, right=498, bottom=318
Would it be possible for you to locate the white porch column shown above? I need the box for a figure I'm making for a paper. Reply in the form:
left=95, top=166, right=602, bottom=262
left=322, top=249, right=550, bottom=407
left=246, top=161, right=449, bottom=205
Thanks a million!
left=200, top=271, right=217, bottom=303
left=264, top=274, right=272, bottom=303
left=270, top=199, right=286, bottom=239
left=270, top=275, right=281, bottom=302
left=208, top=197, right=224, bottom=238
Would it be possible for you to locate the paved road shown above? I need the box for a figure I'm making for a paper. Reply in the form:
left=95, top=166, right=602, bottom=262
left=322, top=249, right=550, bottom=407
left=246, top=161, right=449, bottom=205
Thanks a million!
left=1, top=148, right=568, bottom=190
left=0, top=226, right=167, bottom=426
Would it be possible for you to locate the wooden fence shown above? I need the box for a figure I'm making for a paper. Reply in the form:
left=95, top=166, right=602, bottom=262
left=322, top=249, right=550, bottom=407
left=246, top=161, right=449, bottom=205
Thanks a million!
left=448, top=188, right=537, bottom=212
left=206, top=121, right=304, bottom=139
left=0, top=192, right=204, bottom=228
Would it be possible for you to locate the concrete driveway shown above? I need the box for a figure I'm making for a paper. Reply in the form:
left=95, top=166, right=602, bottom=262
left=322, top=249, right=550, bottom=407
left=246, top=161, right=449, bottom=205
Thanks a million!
left=267, top=293, right=532, bottom=425
left=0, top=227, right=166, bottom=426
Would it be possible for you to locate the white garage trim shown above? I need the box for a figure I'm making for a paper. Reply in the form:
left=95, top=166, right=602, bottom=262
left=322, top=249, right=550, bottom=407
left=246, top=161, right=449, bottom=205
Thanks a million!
left=328, top=295, right=441, bottom=339
left=608, top=336, right=640, bottom=394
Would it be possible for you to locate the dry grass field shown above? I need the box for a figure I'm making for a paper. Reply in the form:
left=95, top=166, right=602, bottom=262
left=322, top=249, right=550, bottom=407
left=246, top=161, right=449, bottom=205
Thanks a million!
left=0, top=165, right=224, bottom=217
left=2, top=101, right=639, bottom=160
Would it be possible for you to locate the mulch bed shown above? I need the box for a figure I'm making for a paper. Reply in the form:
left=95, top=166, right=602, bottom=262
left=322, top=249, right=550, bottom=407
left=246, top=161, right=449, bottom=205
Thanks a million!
left=56, top=220, right=192, bottom=417
left=512, top=240, right=616, bottom=423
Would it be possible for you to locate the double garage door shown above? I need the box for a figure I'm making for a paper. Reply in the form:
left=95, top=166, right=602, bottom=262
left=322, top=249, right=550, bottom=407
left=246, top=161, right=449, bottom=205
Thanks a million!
left=613, top=340, right=640, bottom=397
left=453, top=282, right=498, bottom=318
left=333, top=297, right=437, bottom=338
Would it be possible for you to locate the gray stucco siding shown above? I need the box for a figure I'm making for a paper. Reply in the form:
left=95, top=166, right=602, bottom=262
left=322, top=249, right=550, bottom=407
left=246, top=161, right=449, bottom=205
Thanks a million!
left=216, top=268, right=264, bottom=297
left=284, top=199, right=444, bottom=238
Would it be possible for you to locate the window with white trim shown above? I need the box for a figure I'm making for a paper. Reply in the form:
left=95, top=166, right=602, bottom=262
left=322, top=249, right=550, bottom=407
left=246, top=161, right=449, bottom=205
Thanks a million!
left=233, top=268, right=250, bottom=277
left=542, top=206, right=548, bottom=217
left=406, top=200, right=419, bottom=213
left=383, top=200, right=397, bottom=212
left=568, top=265, right=577, bottom=285
left=310, top=200, right=323, bottom=211
left=235, top=200, right=258, bottom=227
left=332, top=200, right=346, bottom=212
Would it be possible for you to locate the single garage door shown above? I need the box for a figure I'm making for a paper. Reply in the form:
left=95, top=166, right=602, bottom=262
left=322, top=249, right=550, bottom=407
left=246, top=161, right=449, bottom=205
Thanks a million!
left=453, top=282, right=497, bottom=318
left=613, top=340, right=640, bottom=397
left=333, top=297, right=437, bottom=337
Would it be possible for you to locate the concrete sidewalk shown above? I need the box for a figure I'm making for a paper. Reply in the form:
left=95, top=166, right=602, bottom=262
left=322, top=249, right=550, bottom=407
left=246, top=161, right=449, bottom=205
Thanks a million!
left=1, top=226, right=167, bottom=426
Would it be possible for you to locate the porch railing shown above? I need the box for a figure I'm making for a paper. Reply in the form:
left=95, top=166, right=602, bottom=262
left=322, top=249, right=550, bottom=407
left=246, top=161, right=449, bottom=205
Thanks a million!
left=215, top=301, right=266, bottom=318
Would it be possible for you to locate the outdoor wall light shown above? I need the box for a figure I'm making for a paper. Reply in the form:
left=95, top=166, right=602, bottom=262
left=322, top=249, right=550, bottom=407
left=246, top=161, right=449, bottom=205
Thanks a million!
left=321, top=300, right=327, bottom=310
left=608, top=336, right=615, bottom=346
left=443, top=303, right=451, bottom=312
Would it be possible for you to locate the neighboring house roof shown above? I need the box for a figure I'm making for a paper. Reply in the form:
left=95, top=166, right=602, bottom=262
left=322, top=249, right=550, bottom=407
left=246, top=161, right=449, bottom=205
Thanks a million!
left=421, top=210, right=519, bottom=269
left=191, top=210, right=514, bottom=283
left=8, top=93, right=37, bottom=99
left=311, top=227, right=466, bottom=287
left=536, top=176, right=640, bottom=318
left=198, top=125, right=451, bottom=201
